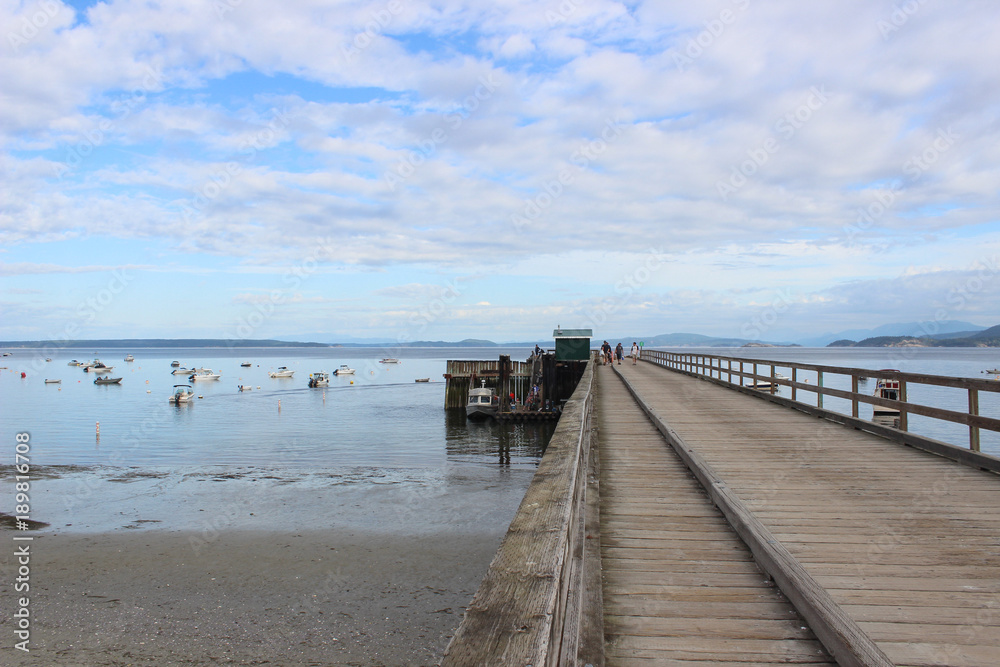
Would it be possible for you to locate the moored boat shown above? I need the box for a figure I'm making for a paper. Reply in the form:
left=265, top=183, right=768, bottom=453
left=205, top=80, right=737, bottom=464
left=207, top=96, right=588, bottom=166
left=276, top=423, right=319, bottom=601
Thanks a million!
left=45, top=378, right=62, bottom=384
left=268, top=367, right=295, bottom=378
left=168, top=384, right=194, bottom=404
left=241, top=362, right=252, bottom=367
left=171, top=367, right=194, bottom=375
left=86, top=361, right=114, bottom=374
left=334, top=364, right=355, bottom=375
left=94, top=376, right=123, bottom=385
left=189, top=368, right=221, bottom=381
left=124, top=354, right=134, bottom=362
left=873, top=370, right=901, bottom=417
left=68, top=360, right=83, bottom=366
left=415, top=378, right=430, bottom=383
left=466, top=380, right=498, bottom=420
left=171, top=361, right=181, bottom=367
left=379, top=358, right=400, bottom=364
left=308, top=372, right=330, bottom=387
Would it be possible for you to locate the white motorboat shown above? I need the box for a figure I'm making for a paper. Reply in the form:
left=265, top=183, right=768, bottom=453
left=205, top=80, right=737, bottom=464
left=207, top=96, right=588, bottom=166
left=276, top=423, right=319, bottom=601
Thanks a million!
left=189, top=368, right=221, bottom=381
left=268, top=367, right=295, bottom=378
left=170, top=361, right=181, bottom=367
left=171, top=367, right=194, bottom=375
left=308, top=372, right=330, bottom=387
left=334, top=364, right=356, bottom=375
left=168, top=384, right=194, bottom=404
left=124, top=354, right=134, bottom=362
left=466, top=380, right=498, bottom=420
left=86, top=361, right=114, bottom=374
left=45, top=379, right=62, bottom=384
left=68, top=360, right=82, bottom=366
left=379, top=358, right=400, bottom=364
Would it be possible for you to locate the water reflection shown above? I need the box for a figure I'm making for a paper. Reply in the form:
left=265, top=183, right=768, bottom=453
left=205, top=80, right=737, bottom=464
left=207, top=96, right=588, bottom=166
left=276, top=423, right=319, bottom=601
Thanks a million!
left=444, top=409, right=554, bottom=466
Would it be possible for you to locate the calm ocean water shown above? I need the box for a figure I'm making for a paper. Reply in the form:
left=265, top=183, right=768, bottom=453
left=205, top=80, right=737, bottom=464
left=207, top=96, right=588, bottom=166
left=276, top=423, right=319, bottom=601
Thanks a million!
left=1, top=345, right=997, bottom=534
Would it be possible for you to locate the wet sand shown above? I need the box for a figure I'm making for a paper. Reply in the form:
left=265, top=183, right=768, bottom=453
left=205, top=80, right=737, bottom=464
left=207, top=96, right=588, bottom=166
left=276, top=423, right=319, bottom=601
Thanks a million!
left=0, top=465, right=534, bottom=665
left=1, top=527, right=501, bottom=666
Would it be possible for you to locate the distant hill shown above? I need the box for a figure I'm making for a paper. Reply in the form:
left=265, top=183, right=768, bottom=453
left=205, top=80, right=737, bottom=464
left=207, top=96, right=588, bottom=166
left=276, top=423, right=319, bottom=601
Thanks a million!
left=828, top=324, right=1000, bottom=347
left=640, top=332, right=796, bottom=348
left=0, top=338, right=330, bottom=349
left=798, top=320, right=984, bottom=347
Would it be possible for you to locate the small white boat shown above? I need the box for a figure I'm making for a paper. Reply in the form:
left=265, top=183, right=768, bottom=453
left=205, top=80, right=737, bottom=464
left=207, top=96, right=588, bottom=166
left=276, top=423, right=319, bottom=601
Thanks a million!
left=334, top=364, right=356, bottom=375
left=415, top=378, right=430, bottom=383
left=189, top=368, right=221, bottom=381
left=45, top=357, right=52, bottom=362
left=124, top=354, right=134, bottom=362
left=466, top=380, right=498, bottom=420
left=94, top=376, right=123, bottom=385
left=168, top=384, right=194, bottom=404
left=86, top=361, right=114, bottom=374
left=171, top=367, right=194, bottom=375
left=45, top=379, right=62, bottom=384
left=983, top=368, right=1000, bottom=374
left=170, top=361, right=181, bottom=367
left=268, top=367, right=295, bottom=378
left=308, top=372, right=330, bottom=387
left=379, top=358, right=401, bottom=364
left=68, top=360, right=82, bottom=366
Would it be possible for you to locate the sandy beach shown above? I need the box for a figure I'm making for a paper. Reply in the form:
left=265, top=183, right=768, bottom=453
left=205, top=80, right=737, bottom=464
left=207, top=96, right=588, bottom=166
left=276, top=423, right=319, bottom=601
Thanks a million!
left=0, top=465, right=532, bottom=666
left=1, top=527, right=501, bottom=666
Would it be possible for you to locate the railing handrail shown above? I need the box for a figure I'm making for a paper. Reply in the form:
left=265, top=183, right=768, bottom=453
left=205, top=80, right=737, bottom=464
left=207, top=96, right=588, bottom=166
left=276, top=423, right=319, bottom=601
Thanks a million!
left=641, top=349, right=1000, bottom=456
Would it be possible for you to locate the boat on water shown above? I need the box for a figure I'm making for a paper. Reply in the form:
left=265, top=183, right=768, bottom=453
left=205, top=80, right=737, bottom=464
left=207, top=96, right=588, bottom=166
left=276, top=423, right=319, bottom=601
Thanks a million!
left=68, top=360, right=82, bottom=366
left=85, top=361, right=114, bottom=374
left=124, top=354, right=134, bottom=362
left=983, top=368, right=1000, bottom=374
left=171, top=367, right=194, bottom=375
left=415, top=378, right=430, bottom=383
left=873, top=370, right=901, bottom=417
left=189, top=368, right=221, bottom=381
left=308, top=372, right=330, bottom=387
left=268, top=367, right=295, bottom=378
left=241, top=362, right=252, bottom=367
left=466, top=380, right=498, bottom=420
left=334, top=364, right=355, bottom=375
left=45, top=379, right=62, bottom=384
left=45, top=357, right=52, bottom=362
left=171, top=361, right=181, bottom=367
left=168, top=384, right=194, bottom=404
left=94, top=376, right=123, bottom=385
left=379, top=358, right=401, bottom=364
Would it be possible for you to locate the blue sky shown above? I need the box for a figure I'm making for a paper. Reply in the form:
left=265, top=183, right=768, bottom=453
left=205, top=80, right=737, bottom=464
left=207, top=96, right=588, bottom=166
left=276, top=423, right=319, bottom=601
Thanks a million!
left=3, top=0, right=1000, bottom=344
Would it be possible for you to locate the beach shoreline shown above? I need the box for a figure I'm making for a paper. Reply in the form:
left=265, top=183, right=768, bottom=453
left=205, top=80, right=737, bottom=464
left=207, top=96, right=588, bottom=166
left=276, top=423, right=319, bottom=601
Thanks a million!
left=1, top=526, right=500, bottom=666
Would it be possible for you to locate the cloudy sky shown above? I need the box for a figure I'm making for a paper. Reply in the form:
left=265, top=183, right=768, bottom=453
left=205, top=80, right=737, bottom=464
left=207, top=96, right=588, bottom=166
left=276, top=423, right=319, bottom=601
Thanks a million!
left=3, top=0, right=999, bottom=344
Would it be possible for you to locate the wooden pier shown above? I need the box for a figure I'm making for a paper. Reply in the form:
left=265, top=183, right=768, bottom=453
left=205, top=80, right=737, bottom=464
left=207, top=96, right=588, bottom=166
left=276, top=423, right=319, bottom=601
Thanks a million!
left=442, top=355, right=1000, bottom=666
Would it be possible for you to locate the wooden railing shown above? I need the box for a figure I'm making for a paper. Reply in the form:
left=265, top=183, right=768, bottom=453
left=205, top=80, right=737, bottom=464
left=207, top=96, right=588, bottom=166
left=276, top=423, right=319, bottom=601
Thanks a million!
left=641, top=350, right=1000, bottom=470
left=441, top=360, right=602, bottom=666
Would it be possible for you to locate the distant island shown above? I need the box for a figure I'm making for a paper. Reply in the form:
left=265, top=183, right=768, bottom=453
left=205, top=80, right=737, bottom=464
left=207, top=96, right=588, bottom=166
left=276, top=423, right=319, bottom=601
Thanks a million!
left=828, top=325, right=1000, bottom=348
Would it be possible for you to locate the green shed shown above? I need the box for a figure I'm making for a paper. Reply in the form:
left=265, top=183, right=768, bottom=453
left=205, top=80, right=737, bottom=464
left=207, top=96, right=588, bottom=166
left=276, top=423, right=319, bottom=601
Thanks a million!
left=553, top=327, right=593, bottom=361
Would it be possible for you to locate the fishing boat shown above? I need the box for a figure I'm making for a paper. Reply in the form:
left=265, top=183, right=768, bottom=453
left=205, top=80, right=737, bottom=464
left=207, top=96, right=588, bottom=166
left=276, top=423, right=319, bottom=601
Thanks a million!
left=94, top=376, right=123, bottom=385
left=168, top=384, right=194, bottom=404
left=379, top=358, right=401, bottom=364
left=268, top=367, right=295, bottom=378
left=466, top=380, right=498, bottom=420
left=308, top=372, right=330, bottom=387
left=873, top=370, right=901, bottom=417
left=189, top=368, right=221, bottom=381
left=334, top=364, right=355, bottom=375
left=124, top=354, right=134, bottom=362
left=45, top=379, right=62, bottom=384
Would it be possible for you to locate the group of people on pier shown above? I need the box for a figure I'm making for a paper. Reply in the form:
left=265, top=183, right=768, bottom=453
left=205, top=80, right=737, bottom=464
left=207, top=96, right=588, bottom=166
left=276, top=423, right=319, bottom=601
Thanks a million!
left=601, top=341, right=640, bottom=365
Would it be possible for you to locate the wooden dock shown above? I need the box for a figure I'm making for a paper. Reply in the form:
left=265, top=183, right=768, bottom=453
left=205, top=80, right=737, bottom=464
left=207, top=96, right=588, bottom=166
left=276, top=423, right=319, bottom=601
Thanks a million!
left=442, top=356, right=1000, bottom=666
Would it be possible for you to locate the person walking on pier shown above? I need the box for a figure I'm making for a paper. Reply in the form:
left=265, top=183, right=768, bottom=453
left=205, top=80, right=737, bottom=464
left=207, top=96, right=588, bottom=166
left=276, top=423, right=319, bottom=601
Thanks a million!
left=615, top=342, right=624, bottom=365
left=630, top=341, right=639, bottom=365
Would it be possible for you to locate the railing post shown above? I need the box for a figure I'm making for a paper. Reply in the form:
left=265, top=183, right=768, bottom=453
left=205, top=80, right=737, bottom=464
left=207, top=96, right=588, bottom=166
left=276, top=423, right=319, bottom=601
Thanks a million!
left=791, top=367, right=797, bottom=402
left=851, top=375, right=859, bottom=418
left=817, top=371, right=824, bottom=409
left=898, top=380, right=908, bottom=431
left=752, top=363, right=758, bottom=389
left=969, top=388, right=980, bottom=452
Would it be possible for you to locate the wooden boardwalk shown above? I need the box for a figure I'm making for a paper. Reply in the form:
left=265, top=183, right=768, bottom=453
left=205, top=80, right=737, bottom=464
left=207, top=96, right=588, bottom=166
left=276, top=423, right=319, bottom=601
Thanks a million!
left=600, top=361, right=1000, bottom=667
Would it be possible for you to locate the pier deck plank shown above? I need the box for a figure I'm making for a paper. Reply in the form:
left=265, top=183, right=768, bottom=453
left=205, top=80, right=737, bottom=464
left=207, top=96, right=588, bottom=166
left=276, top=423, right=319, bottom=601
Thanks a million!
left=615, top=361, right=1000, bottom=667
left=596, top=365, right=836, bottom=666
